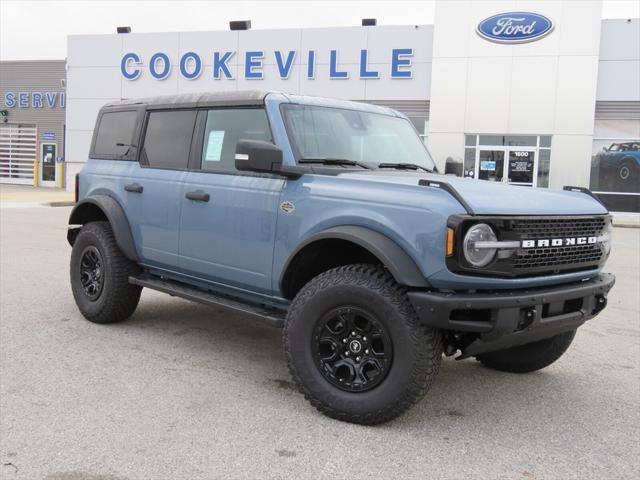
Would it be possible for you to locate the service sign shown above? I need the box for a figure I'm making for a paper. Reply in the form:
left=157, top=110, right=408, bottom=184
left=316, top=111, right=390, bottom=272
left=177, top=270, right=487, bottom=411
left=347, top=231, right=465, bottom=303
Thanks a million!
left=476, top=12, right=554, bottom=44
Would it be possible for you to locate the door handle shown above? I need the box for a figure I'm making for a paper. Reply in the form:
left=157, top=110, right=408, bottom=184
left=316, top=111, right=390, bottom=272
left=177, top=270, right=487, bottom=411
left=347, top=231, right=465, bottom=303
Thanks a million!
left=124, top=183, right=143, bottom=193
left=185, top=191, right=210, bottom=202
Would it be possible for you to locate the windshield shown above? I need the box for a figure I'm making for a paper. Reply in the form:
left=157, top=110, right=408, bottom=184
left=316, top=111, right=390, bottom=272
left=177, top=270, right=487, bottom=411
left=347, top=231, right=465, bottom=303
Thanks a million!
left=282, top=104, right=436, bottom=171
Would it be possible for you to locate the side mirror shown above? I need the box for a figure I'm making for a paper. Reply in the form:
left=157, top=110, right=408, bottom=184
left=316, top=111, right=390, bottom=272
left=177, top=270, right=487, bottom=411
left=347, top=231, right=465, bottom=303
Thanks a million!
left=235, top=139, right=283, bottom=174
left=444, top=156, right=463, bottom=177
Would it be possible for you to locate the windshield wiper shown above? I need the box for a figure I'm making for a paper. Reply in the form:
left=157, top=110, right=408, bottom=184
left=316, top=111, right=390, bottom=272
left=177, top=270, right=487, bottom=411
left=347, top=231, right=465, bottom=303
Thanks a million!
left=378, top=162, right=433, bottom=173
left=298, top=157, right=373, bottom=170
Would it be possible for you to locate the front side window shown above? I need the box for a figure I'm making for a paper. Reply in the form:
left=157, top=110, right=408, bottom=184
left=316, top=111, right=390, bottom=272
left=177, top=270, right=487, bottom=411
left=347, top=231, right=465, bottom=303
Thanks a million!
left=200, top=108, right=272, bottom=173
left=281, top=104, right=436, bottom=171
left=142, top=110, right=197, bottom=169
left=93, top=110, right=139, bottom=158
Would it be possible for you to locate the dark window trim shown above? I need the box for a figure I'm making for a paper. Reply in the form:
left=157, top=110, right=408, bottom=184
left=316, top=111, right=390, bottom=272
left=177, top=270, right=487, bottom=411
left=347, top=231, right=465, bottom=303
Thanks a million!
left=90, top=105, right=146, bottom=161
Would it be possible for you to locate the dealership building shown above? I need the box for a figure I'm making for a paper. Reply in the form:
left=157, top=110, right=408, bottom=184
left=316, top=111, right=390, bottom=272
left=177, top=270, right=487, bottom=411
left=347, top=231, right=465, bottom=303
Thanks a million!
left=2, top=1, right=639, bottom=212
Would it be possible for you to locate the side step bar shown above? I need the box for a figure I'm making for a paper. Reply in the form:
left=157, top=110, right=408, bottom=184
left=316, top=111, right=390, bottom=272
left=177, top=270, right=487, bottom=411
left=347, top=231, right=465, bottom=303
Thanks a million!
left=129, top=275, right=286, bottom=328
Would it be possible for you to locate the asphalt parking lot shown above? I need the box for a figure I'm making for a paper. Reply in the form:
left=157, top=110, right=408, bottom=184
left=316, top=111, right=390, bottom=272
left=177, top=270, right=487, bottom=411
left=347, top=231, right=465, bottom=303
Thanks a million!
left=1, top=206, right=638, bottom=480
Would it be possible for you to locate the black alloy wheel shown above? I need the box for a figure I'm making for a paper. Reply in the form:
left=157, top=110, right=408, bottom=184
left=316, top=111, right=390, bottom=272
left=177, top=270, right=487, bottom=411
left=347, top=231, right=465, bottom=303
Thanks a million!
left=312, top=306, right=393, bottom=392
left=79, top=245, right=104, bottom=300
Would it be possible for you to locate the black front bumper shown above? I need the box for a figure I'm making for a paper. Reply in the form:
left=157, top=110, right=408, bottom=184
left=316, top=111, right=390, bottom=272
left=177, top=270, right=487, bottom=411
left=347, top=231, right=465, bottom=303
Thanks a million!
left=407, top=273, right=615, bottom=358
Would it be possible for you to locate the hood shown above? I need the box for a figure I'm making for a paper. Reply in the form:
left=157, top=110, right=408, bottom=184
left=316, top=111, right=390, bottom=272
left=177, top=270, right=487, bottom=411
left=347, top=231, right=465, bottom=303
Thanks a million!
left=336, top=171, right=608, bottom=216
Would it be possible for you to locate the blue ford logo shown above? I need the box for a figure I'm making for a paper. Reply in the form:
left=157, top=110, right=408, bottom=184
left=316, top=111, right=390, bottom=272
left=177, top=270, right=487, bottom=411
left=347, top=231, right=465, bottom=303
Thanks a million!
left=477, top=12, right=554, bottom=44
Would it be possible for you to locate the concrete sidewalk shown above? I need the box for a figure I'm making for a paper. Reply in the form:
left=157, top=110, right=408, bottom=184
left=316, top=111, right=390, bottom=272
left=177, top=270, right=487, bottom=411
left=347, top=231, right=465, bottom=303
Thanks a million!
left=0, top=184, right=74, bottom=208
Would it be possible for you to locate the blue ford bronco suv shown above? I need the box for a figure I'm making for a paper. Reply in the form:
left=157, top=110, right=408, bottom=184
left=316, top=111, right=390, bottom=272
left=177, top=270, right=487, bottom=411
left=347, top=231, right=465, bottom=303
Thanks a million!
left=68, top=91, right=615, bottom=424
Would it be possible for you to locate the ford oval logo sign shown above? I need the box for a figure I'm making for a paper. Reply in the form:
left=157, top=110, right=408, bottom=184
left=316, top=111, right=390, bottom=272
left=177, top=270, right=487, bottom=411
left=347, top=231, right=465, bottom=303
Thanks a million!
left=477, top=12, right=554, bottom=44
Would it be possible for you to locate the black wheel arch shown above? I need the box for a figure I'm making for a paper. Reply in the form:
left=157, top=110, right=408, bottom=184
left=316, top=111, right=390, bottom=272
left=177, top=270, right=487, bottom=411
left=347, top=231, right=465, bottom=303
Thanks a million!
left=279, top=225, right=430, bottom=299
left=67, top=195, right=138, bottom=262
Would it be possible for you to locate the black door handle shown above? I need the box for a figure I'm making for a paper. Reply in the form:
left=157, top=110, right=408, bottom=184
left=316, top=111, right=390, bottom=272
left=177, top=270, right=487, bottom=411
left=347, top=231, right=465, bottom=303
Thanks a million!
left=185, top=191, right=210, bottom=202
left=124, top=183, right=143, bottom=193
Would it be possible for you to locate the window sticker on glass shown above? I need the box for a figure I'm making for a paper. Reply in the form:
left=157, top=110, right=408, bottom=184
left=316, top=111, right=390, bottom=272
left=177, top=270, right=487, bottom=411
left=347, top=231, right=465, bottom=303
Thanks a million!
left=205, top=130, right=225, bottom=161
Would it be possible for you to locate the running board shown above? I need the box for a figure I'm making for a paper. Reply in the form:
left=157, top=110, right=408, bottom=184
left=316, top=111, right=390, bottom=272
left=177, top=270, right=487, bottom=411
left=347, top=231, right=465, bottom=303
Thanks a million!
left=129, top=275, right=285, bottom=328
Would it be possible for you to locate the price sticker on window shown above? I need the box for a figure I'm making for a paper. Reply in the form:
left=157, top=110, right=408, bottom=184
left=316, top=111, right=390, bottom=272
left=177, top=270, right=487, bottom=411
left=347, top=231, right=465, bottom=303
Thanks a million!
left=205, top=130, right=225, bottom=162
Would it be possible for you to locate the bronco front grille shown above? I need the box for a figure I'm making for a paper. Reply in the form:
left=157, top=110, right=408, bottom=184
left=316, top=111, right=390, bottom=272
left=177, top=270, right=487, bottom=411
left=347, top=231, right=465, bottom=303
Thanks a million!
left=510, top=217, right=607, bottom=271
left=512, top=244, right=603, bottom=270
left=448, top=215, right=611, bottom=278
left=511, top=217, right=607, bottom=239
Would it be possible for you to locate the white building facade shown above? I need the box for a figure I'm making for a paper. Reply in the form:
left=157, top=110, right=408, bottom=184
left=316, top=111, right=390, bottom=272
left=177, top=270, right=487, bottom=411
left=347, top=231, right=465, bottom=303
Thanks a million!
left=61, top=0, right=639, bottom=211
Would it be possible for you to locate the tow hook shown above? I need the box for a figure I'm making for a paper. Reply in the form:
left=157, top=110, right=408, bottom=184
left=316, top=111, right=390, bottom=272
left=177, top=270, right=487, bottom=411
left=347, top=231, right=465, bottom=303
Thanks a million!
left=517, top=307, right=536, bottom=331
left=593, top=295, right=607, bottom=314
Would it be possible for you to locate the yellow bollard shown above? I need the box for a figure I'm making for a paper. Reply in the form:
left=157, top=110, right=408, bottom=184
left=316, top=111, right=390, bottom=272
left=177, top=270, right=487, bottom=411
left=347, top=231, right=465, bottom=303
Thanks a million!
left=33, top=159, right=38, bottom=187
left=57, top=161, right=65, bottom=189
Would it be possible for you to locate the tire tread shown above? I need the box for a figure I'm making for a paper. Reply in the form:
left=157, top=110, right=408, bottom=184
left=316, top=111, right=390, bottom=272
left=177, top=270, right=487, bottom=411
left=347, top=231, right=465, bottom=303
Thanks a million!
left=70, top=221, right=141, bottom=324
left=283, top=264, right=442, bottom=425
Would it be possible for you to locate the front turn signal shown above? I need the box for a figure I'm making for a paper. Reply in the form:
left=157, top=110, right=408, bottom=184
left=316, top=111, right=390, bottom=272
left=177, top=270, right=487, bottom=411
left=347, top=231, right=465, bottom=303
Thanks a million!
left=446, top=228, right=455, bottom=257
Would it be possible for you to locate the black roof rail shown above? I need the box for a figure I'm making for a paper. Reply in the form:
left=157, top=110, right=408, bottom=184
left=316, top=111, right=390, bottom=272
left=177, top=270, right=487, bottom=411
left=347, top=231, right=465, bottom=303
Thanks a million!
left=418, top=179, right=474, bottom=215
left=562, top=186, right=608, bottom=211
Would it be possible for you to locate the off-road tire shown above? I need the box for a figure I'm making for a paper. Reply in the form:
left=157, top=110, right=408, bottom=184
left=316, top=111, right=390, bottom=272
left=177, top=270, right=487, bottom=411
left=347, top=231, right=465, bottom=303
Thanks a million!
left=477, top=330, right=576, bottom=373
left=284, top=264, right=442, bottom=425
left=70, top=221, right=141, bottom=324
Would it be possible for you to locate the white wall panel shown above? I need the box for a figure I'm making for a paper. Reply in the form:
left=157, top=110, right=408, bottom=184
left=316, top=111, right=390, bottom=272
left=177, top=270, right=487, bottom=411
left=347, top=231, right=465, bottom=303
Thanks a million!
left=238, top=29, right=302, bottom=66
left=548, top=134, right=594, bottom=188
left=508, top=56, right=558, bottom=133
left=465, top=57, right=512, bottom=133
left=66, top=68, right=121, bottom=99
left=300, top=28, right=368, bottom=64
left=597, top=61, right=640, bottom=102
left=65, top=129, right=94, bottom=164
left=554, top=56, right=599, bottom=135
left=366, top=25, right=433, bottom=64
left=178, top=31, right=239, bottom=66
left=558, top=1, right=602, bottom=56
left=121, top=67, right=180, bottom=98
left=427, top=58, right=467, bottom=132
left=432, top=1, right=472, bottom=58
left=235, top=64, right=303, bottom=93
left=67, top=35, right=122, bottom=67
left=121, top=33, right=181, bottom=65
left=298, top=64, right=366, bottom=99
left=363, top=62, right=432, bottom=101
left=65, top=98, right=117, bottom=131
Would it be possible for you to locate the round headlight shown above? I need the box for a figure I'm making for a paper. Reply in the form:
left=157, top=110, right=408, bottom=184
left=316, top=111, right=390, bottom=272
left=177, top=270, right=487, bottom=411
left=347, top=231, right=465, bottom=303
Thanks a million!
left=463, top=223, right=497, bottom=268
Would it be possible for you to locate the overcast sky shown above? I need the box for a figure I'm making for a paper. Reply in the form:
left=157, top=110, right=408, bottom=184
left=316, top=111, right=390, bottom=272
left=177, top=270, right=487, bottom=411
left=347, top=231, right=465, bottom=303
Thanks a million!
left=1, top=0, right=638, bottom=60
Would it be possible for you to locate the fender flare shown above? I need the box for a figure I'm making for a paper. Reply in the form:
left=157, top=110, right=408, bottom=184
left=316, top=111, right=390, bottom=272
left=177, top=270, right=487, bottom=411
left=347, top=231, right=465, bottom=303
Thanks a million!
left=279, top=225, right=430, bottom=291
left=67, top=195, right=138, bottom=262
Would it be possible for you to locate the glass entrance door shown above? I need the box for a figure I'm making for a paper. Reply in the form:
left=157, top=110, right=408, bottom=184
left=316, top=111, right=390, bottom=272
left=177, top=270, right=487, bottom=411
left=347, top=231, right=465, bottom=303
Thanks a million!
left=475, top=148, right=537, bottom=186
left=39, top=143, right=57, bottom=187
left=507, top=149, right=536, bottom=186
left=476, top=149, right=505, bottom=182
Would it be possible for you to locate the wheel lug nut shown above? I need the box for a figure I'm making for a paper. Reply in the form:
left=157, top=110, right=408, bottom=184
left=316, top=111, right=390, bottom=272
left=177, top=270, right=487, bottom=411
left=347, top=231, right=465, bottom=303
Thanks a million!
left=342, top=338, right=347, bottom=343
left=356, top=356, right=361, bottom=361
left=365, top=349, right=369, bottom=354
left=345, top=351, right=350, bottom=356
left=351, top=331, right=356, bottom=336
left=363, top=336, right=367, bottom=341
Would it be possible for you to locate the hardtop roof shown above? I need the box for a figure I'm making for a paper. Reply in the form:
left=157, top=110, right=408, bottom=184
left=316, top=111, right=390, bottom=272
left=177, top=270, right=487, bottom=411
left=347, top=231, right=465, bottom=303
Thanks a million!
left=103, top=90, right=270, bottom=110
left=100, top=90, right=400, bottom=117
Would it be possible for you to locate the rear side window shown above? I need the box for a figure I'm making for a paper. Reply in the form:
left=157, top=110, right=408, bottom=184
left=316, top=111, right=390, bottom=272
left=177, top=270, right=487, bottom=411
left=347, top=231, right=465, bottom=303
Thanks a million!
left=93, top=110, right=139, bottom=158
left=142, top=110, right=197, bottom=170
left=200, top=108, right=271, bottom=173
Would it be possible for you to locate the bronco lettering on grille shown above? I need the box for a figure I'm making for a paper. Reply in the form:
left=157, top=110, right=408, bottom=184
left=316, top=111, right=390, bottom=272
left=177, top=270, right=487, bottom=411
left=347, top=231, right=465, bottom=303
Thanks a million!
left=521, top=237, right=598, bottom=248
